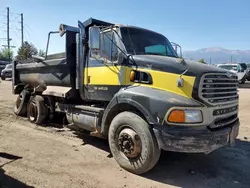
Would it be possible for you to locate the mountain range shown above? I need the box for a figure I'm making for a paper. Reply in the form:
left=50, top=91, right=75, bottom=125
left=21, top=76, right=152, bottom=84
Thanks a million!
left=183, top=47, right=250, bottom=64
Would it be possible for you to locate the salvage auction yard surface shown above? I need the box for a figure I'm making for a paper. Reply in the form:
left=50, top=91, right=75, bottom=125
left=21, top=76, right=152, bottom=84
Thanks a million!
left=0, top=80, right=249, bottom=188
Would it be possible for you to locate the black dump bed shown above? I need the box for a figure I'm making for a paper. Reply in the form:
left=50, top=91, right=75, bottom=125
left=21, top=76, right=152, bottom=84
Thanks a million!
left=15, top=53, right=73, bottom=87
left=15, top=53, right=76, bottom=87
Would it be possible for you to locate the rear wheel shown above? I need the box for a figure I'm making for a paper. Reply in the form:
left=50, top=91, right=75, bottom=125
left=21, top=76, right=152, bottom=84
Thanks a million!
left=14, top=90, right=30, bottom=116
left=27, top=95, right=48, bottom=125
left=108, top=111, right=161, bottom=174
left=1, top=76, right=5, bottom=80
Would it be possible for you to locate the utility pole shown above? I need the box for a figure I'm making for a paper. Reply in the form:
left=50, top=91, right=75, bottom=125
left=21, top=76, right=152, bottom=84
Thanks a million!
left=21, top=13, right=23, bottom=45
left=2, top=7, right=24, bottom=62
left=7, top=7, right=10, bottom=63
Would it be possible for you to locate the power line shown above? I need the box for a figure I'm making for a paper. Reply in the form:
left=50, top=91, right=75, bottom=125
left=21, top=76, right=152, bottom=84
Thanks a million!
left=9, top=11, right=21, bottom=16
left=0, top=8, right=7, bottom=13
left=24, top=27, right=30, bottom=36
left=11, top=29, right=21, bottom=38
left=9, top=21, right=21, bottom=31
left=10, top=14, right=20, bottom=22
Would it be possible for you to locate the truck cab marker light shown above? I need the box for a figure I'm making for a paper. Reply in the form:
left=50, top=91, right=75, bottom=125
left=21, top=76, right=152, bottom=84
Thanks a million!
left=168, top=110, right=185, bottom=123
left=130, top=71, right=135, bottom=82
left=129, top=70, right=152, bottom=84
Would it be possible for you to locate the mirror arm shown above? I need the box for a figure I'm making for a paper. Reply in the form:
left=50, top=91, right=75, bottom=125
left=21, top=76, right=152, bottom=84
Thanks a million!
left=171, top=42, right=182, bottom=58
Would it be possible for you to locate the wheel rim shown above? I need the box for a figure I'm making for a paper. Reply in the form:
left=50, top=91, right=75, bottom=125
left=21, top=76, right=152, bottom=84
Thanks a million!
left=118, top=128, right=142, bottom=159
left=29, top=102, right=37, bottom=121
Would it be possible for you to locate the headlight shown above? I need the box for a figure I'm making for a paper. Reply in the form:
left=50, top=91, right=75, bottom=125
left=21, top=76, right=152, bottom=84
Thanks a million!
left=167, top=109, right=203, bottom=124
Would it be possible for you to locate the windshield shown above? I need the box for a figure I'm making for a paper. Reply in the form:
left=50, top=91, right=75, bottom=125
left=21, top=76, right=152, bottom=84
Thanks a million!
left=120, top=27, right=178, bottom=58
left=0, top=61, right=8, bottom=66
left=219, top=65, right=238, bottom=71
left=6, top=64, right=12, bottom=69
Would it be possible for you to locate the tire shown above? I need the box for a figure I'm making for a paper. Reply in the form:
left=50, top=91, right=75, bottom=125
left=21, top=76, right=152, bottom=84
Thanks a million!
left=14, top=90, right=30, bottom=116
left=108, top=111, right=161, bottom=174
left=27, top=95, right=48, bottom=125
left=1, top=76, right=5, bottom=80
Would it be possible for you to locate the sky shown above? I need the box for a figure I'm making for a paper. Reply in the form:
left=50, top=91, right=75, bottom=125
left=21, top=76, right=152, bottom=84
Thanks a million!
left=0, top=0, right=250, bottom=55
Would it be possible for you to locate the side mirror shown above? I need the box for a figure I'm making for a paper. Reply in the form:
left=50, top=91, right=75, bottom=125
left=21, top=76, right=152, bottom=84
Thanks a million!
left=89, top=26, right=101, bottom=50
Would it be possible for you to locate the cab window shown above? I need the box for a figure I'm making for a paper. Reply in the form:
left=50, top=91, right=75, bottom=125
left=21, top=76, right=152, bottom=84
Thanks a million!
left=100, top=31, right=118, bottom=62
left=145, top=44, right=166, bottom=55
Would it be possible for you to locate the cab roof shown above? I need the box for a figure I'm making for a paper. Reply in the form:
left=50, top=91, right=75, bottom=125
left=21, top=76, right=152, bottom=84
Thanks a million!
left=82, top=17, right=114, bottom=28
left=82, top=18, right=164, bottom=37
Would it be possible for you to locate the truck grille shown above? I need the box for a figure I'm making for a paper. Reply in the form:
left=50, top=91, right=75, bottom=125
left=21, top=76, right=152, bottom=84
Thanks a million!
left=199, top=73, right=238, bottom=105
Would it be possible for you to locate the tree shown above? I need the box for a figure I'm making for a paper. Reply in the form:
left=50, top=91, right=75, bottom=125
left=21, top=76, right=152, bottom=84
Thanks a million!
left=0, top=48, right=13, bottom=61
left=198, top=58, right=206, bottom=64
left=38, top=49, right=45, bottom=57
left=16, top=41, right=38, bottom=60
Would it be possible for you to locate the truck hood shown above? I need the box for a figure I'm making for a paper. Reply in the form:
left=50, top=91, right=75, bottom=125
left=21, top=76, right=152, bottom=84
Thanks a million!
left=228, top=70, right=238, bottom=74
left=2, top=68, right=12, bottom=73
left=129, top=55, right=226, bottom=77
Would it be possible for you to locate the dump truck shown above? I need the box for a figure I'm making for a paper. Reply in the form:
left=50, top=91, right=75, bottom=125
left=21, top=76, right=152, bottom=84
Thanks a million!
left=12, top=18, right=240, bottom=174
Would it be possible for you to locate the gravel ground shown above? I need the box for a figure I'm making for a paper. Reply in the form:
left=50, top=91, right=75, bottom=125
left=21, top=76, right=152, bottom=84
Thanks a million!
left=0, top=80, right=250, bottom=188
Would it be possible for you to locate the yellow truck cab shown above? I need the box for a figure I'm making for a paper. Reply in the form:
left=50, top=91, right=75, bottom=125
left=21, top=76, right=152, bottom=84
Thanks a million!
left=13, top=18, right=239, bottom=174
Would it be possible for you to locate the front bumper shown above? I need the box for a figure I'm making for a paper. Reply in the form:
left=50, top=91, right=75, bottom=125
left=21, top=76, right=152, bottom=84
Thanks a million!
left=1, top=71, right=12, bottom=78
left=153, top=119, right=239, bottom=154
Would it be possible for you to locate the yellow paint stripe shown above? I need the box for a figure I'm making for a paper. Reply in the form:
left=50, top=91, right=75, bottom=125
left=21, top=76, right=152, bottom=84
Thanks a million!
left=84, top=66, right=122, bottom=85
left=136, top=69, right=195, bottom=98
left=85, top=66, right=196, bottom=98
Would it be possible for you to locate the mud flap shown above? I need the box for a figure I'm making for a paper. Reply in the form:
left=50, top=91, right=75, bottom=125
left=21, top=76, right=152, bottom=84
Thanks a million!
left=229, top=125, right=239, bottom=146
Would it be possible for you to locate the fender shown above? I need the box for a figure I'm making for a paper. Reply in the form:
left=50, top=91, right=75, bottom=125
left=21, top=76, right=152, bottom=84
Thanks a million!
left=101, top=86, right=203, bottom=136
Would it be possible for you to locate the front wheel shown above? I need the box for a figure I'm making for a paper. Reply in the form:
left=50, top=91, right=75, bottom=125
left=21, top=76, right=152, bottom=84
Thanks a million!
left=1, top=76, right=5, bottom=80
left=108, top=111, right=161, bottom=174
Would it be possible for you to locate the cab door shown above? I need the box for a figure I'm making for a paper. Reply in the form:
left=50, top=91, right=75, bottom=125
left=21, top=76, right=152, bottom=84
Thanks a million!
left=85, top=29, right=123, bottom=101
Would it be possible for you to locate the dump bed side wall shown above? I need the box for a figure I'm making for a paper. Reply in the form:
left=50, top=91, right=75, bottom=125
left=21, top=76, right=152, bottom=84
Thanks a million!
left=16, top=58, right=71, bottom=87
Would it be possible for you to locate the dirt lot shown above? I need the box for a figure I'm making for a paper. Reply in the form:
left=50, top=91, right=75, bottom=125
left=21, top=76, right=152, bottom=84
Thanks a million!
left=0, top=80, right=249, bottom=188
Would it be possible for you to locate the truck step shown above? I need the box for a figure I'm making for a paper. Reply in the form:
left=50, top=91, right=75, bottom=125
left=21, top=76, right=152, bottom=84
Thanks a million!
left=56, top=103, right=104, bottom=113
left=74, top=105, right=104, bottom=113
